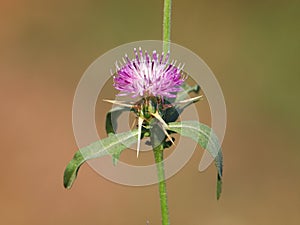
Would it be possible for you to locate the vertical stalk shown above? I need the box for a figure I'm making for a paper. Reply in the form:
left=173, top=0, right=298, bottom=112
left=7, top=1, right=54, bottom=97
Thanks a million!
left=151, top=1, right=172, bottom=224
left=151, top=124, right=170, bottom=225
left=163, top=0, right=172, bottom=54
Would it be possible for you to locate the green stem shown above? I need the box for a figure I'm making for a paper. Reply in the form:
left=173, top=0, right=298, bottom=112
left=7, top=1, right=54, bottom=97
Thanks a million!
left=151, top=124, right=170, bottom=225
left=150, top=1, right=172, bottom=224
left=163, top=0, right=172, bottom=54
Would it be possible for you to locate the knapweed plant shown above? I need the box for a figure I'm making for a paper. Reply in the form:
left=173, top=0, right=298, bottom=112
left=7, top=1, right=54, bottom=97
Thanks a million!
left=64, top=1, right=223, bottom=225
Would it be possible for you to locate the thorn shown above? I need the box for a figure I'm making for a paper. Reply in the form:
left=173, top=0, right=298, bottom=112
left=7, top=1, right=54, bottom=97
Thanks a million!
left=174, top=95, right=203, bottom=104
left=162, top=125, right=175, bottom=146
left=151, top=111, right=175, bottom=145
left=152, top=112, right=175, bottom=146
left=151, top=111, right=169, bottom=129
left=103, top=99, right=133, bottom=108
left=130, top=118, right=136, bottom=130
left=137, top=117, right=143, bottom=157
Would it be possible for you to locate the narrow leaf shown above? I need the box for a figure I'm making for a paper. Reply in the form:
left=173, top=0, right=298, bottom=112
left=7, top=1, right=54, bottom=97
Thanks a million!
left=164, top=83, right=200, bottom=123
left=215, top=150, right=223, bottom=200
left=105, top=106, right=130, bottom=135
left=168, top=121, right=223, bottom=199
left=216, top=173, right=222, bottom=200
left=64, top=129, right=138, bottom=189
left=63, top=151, right=85, bottom=190
left=105, top=106, right=132, bottom=164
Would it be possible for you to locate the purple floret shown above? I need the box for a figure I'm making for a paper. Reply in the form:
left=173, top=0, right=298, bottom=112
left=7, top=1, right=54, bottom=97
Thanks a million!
left=113, top=48, right=186, bottom=98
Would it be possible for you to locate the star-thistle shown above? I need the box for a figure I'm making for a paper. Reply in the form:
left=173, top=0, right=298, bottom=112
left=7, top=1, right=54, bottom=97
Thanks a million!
left=105, top=48, right=201, bottom=157
left=63, top=1, right=224, bottom=225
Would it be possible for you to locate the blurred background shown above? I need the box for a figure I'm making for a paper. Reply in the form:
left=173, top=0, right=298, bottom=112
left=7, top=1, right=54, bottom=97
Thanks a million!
left=1, top=0, right=300, bottom=224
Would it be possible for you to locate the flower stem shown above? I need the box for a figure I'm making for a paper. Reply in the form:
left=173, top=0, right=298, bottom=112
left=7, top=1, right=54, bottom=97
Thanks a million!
left=151, top=124, right=170, bottom=225
left=150, top=1, right=172, bottom=224
left=163, top=0, right=172, bottom=54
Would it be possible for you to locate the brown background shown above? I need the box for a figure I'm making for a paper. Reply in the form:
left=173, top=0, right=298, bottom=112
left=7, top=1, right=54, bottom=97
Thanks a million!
left=1, top=0, right=300, bottom=225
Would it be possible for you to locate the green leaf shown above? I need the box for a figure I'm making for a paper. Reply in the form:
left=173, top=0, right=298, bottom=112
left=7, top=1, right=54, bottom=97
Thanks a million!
left=105, top=106, right=131, bottom=135
left=63, top=151, right=85, bottom=190
left=63, top=129, right=138, bottom=189
left=215, top=150, right=223, bottom=200
left=105, top=106, right=133, bottom=164
left=216, top=173, right=222, bottom=200
left=164, top=83, right=200, bottom=123
left=168, top=121, right=223, bottom=199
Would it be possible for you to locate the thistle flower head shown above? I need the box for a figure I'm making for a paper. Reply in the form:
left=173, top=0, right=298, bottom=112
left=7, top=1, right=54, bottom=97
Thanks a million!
left=113, top=48, right=186, bottom=98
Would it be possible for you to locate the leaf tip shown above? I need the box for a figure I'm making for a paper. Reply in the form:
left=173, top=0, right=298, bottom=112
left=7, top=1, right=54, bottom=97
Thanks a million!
left=63, top=163, right=75, bottom=189
left=216, top=173, right=222, bottom=200
left=63, top=151, right=85, bottom=190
